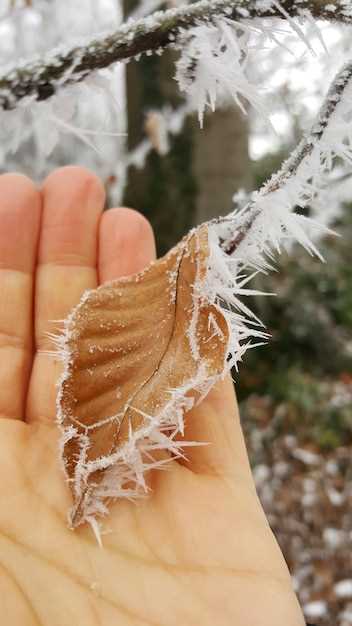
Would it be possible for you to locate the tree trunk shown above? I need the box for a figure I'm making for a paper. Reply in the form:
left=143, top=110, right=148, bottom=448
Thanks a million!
left=193, top=107, right=252, bottom=224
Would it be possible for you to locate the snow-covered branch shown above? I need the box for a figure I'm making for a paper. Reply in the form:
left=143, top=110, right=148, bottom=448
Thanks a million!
left=0, top=0, right=351, bottom=111
left=220, top=60, right=352, bottom=255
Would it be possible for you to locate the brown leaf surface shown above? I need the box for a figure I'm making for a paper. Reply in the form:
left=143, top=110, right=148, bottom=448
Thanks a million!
left=58, top=225, right=229, bottom=527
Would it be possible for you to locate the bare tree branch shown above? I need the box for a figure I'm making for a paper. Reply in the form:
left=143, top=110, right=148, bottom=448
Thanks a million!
left=0, top=0, right=350, bottom=111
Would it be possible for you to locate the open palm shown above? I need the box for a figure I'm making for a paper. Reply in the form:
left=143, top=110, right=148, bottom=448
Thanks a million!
left=0, top=167, right=305, bottom=626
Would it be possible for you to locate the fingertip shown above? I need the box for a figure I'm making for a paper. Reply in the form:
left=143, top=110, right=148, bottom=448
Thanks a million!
left=0, top=173, right=41, bottom=218
left=0, top=172, right=39, bottom=196
left=0, top=173, right=41, bottom=272
left=39, top=166, right=106, bottom=267
left=42, top=166, right=106, bottom=207
left=99, top=207, right=156, bottom=283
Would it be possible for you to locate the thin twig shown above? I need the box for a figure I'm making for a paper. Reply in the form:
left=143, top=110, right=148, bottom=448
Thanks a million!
left=0, top=0, right=351, bottom=111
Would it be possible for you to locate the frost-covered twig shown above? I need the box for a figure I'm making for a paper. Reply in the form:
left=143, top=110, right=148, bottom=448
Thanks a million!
left=220, top=61, right=352, bottom=255
left=0, top=0, right=351, bottom=111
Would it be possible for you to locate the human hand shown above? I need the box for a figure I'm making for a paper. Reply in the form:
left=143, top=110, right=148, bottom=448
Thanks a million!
left=0, top=166, right=305, bottom=625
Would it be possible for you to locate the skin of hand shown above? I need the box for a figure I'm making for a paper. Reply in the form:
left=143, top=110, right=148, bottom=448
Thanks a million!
left=0, top=166, right=305, bottom=626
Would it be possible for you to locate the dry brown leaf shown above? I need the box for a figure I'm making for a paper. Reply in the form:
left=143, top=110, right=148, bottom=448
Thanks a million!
left=144, top=111, right=169, bottom=155
left=57, top=225, right=229, bottom=528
